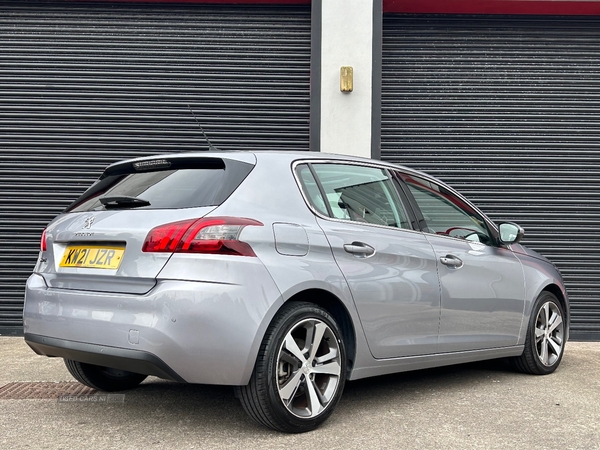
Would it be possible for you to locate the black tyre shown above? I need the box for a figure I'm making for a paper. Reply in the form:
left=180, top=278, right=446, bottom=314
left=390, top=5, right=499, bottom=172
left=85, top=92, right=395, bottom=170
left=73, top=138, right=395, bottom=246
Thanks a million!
left=512, top=291, right=566, bottom=375
left=64, top=359, right=148, bottom=391
left=236, top=302, right=347, bottom=433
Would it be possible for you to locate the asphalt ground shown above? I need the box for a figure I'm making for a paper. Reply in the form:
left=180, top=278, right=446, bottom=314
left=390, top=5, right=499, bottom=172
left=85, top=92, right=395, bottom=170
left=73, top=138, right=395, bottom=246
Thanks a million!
left=1, top=337, right=599, bottom=450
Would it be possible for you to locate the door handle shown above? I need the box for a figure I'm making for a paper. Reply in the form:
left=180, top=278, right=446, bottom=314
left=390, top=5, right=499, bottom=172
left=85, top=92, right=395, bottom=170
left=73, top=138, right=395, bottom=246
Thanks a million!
left=440, top=254, right=463, bottom=268
left=343, top=242, right=375, bottom=258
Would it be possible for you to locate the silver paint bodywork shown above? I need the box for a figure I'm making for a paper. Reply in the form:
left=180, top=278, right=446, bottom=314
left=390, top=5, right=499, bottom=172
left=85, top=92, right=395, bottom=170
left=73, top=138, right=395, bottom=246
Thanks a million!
left=24, top=151, right=569, bottom=385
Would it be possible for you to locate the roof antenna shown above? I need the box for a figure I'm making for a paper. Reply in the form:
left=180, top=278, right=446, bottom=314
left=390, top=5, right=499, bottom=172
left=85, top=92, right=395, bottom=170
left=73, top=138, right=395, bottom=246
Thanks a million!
left=187, top=104, right=218, bottom=152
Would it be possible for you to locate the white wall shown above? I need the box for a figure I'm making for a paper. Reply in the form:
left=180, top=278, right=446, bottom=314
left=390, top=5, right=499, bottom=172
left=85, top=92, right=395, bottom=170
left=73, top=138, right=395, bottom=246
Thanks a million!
left=319, top=0, right=374, bottom=158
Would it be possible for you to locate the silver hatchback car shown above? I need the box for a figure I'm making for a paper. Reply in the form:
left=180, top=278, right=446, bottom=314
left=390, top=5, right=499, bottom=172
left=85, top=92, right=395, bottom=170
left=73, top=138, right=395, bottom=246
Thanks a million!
left=24, top=151, right=568, bottom=433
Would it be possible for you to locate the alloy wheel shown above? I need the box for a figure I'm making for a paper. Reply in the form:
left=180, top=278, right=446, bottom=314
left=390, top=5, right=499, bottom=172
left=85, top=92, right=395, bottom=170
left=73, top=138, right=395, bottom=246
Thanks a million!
left=276, top=318, right=342, bottom=418
left=535, top=301, right=564, bottom=366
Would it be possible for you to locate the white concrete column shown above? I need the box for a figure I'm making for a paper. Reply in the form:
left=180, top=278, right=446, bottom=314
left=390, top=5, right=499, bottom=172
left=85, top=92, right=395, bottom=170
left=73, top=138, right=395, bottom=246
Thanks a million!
left=312, top=0, right=380, bottom=159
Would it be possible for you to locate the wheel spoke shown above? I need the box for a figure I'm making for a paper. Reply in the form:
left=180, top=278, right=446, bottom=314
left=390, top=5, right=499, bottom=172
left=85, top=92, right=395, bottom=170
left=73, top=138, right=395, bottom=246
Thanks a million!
left=541, top=302, right=550, bottom=328
left=535, top=326, right=545, bottom=342
left=280, top=350, right=300, bottom=367
left=284, top=334, right=307, bottom=364
left=539, top=338, right=549, bottom=365
left=315, top=348, right=338, bottom=365
left=305, top=377, right=325, bottom=416
left=278, top=370, right=304, bottom=404
left=312, top=360, right=341, bottom=376
left=548, top=336, right=563, bottom=356
left=547, top=313, right=563, bottom=334
left=307, top=322, right=327, bottom=363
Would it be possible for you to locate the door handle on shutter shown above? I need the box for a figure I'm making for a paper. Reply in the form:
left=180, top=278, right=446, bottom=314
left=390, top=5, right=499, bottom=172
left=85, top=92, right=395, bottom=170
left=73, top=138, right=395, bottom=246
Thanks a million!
left=343, top=242, right=375, bottom=258
left=440, top=254, right=463, bottom=268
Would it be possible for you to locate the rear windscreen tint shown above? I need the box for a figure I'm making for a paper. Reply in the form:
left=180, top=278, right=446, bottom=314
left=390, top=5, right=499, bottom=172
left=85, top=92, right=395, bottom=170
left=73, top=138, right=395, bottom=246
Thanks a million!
left=66, top=158, right=254, bottom=212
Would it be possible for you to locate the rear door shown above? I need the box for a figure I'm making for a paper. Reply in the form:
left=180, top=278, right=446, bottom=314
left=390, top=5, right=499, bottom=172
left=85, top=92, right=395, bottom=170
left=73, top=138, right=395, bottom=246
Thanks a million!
left=296, top=162, right=440, bottom=358
left=397, top=171, right=526, bottom=352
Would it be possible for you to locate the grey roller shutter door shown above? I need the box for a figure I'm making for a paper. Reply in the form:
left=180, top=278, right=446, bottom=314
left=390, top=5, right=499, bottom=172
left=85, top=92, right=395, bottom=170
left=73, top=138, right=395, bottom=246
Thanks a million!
left=382, top=15, right=600, bottom=340
left=0, top=1, right=311, bottom=334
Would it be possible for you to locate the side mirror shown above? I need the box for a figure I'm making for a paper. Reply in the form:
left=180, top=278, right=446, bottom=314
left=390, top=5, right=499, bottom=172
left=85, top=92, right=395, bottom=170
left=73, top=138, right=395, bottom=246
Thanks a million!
left=498, top=222, right=524, bottom=245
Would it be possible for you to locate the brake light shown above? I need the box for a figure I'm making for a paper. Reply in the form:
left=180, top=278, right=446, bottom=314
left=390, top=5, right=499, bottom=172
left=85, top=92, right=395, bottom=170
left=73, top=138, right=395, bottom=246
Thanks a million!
left=41, top=229, right=47, bottom=252
left=142, top=217, right=263, bottom=256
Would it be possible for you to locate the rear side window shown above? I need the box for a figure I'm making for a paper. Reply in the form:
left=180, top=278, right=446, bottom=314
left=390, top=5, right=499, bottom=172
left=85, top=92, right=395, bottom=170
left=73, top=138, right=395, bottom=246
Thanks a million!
left=67, top=157, right=254, bottom=212
left=296, top=165, right=329, bottom=216
left=297, top=163, right=411, bottom=229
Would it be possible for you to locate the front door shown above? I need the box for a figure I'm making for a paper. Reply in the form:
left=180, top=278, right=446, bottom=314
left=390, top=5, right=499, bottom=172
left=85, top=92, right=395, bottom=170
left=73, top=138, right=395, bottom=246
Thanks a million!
left=399, top=172, right=526, bottom=352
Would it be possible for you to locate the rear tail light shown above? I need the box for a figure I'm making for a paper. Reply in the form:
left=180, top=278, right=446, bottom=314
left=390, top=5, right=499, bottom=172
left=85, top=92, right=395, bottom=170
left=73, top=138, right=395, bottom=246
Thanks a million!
left=40, top=229, right=47, bottom=252
left=142, top=217, right=263, bottom=256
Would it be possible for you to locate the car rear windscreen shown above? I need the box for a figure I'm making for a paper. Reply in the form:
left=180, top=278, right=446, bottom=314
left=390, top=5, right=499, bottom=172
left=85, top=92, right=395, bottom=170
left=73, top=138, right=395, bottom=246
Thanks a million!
left=66, top=157, right=254, bottom=212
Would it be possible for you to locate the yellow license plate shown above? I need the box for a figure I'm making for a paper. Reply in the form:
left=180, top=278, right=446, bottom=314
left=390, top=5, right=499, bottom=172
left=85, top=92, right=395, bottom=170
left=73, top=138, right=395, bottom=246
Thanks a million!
left=60, top=246, right=125, bottom=270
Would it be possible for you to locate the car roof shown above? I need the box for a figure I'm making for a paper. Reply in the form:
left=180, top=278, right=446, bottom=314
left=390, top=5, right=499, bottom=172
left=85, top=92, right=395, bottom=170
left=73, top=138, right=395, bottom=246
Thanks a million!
left=108, top=150, right=430, bottom=179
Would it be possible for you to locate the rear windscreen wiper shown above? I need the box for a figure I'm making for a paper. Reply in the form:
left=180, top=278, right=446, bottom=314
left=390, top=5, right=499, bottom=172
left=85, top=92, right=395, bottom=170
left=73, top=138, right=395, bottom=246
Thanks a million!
left=99, top=195, right=151, bottom=208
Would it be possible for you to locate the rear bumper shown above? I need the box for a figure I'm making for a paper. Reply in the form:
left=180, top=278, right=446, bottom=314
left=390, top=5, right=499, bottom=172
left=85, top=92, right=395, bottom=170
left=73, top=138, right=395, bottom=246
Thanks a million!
left=25, top=333, right=185, bottom=382
left=23, top=267, right=283, bottom=385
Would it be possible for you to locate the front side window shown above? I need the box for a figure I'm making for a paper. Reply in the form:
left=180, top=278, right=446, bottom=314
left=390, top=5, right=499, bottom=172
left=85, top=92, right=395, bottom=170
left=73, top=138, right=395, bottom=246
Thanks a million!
left=298, top=163, right=411, bottom=229
left=401, top=173, right=493, bottom=244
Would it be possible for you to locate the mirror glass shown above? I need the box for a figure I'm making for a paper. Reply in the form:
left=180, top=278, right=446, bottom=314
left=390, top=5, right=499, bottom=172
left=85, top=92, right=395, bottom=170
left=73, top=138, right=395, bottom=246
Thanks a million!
left=499, top=222, right=523, bottom=244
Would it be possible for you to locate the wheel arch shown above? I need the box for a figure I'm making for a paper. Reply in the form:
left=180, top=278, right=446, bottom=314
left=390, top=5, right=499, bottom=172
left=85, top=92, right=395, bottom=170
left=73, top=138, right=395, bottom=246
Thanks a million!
left=284, top=288, right=357, bottom=378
